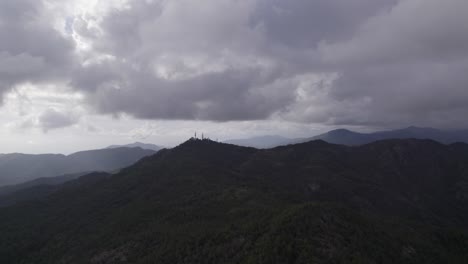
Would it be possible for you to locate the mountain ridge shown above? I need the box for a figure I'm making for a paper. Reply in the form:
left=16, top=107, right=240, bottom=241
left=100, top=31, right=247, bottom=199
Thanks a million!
left=1, top=138, right=468, bottom=263
left=224, top=126, right=468, bottom=148
left=0, top=147, right=156, bottom=186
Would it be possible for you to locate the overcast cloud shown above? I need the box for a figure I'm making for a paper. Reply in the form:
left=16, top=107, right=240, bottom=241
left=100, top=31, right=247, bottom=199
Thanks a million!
left=1, top=0, right=468, bottom=152
left=0, top=0, right=75, bottom=100
left=70, top=0, right=468, bottom=127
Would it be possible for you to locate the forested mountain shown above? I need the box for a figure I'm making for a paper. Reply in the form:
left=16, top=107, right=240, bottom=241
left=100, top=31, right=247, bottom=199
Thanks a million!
left=0, top=172, right=88, bottom=197
left=305, top=126, right=468, bottom=145
left=224, top=127, right=468, bottom=148
left=1, top=138, right=468, bottom=263
left=0, top=147, right=156, bottom=186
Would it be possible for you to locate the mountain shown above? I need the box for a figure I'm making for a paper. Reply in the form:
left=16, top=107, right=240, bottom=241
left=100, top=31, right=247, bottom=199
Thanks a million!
left=225, top=127, right=468, bottom=148
left=300, top=126, right=468, bottom=146
left=224, top=135, right=292, bottom=148
left=0, top=172, right=110, bottom=207
left=1, top=138, right=468, bottom=263
left=0, top=171, right=89, bottom=197
left=107, top=142, right=163, bottom=151
left=304, top=128, right=377, bottom=145
left=0, top=147, right=156, bottom=186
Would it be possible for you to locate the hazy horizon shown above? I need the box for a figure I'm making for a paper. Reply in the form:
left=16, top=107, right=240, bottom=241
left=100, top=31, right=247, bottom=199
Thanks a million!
left=1, top=0, right=468, bottom=154
left=1, top=125, right=466, bottom=155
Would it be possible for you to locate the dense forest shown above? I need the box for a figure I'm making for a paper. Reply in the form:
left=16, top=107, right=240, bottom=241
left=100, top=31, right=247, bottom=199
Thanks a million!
left=1, top=138, right=468, bottom=263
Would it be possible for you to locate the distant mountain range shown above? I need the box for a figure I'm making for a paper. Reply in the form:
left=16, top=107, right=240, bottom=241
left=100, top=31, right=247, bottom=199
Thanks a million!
left=305, top=126, right=468, bottom=145
left=0, top=147, right=156, bottom=186
left=106, top=141, right=163, bottom=151
left=224, top=135, right=292, bottom=148
left=1, top=138, right=468, bottom=262
left=225, top=126, right=468, bottom=148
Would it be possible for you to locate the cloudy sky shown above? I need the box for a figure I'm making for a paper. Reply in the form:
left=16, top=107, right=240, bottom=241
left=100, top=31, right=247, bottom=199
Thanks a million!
left=1, top=0, right=467, bottom=154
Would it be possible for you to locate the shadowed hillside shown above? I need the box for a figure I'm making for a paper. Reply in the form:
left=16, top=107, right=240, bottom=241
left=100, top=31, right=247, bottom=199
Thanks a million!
left=1, top=138, right=468, bottom=263
left=0, top=147, right=156, bottom=186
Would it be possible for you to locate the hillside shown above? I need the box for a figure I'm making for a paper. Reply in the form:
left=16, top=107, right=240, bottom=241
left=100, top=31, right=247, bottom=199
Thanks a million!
left=1, top=138, right=468, bottom=263
left=0, top=147, right=156, bottom=186
left=0, top=172, right=88, bottom=197
left=224, top=127, right=468, bottom=148
left=306, top=126, right=468, bottom=146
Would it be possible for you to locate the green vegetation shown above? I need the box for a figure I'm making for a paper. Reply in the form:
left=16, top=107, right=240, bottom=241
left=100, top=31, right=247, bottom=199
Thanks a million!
left=1, top=138, right=468, bottom=263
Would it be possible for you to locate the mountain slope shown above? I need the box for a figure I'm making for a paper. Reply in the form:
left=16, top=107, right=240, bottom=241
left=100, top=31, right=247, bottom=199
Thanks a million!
left=107, top=142, right=162, bottom=151
left=225, top=127, right=468, bottom=148
left=0, top=147, right=156, bottom=186
left=306, top=126, right=468, bottom=145
left=0, top=172, right=110, bottom=208
left=1, top=139, right=468, bottom=263
left=0, top=171, right=88, bottom=197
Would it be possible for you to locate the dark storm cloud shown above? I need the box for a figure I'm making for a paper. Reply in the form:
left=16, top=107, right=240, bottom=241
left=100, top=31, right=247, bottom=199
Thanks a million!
left=0, top=0, right=75, bottom=102
left=70, top=0, right=398, bottom=122
left=2, top=0, right=468, bottom=129
left=251, top=0, right=397, bottom=49
left=315, top=0, right=468, bottom=128
left=75, top=61, right=295, bottom=121
left=71, top=0, right=297, bottom=121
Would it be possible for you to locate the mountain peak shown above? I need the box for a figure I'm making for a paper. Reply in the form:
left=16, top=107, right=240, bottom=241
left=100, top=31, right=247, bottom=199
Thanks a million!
left=177, top=137, right=238, bottom=150
left=3, top=137, right=468, bottom=262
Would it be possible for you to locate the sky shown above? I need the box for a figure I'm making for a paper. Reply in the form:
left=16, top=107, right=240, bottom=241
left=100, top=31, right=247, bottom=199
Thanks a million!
left=1, top=0, right=468, bottom=154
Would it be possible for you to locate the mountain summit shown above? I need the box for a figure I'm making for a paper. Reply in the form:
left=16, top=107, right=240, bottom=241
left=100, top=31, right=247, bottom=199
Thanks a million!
left=1, top=138, right=468, bottom=263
